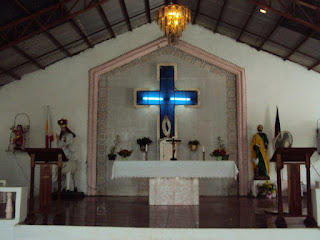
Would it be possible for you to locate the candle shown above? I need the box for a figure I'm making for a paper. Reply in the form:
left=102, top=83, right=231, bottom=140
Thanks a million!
left=145, top=144, right=148, bottom=152
left=202, top=146, right=205, bottom=152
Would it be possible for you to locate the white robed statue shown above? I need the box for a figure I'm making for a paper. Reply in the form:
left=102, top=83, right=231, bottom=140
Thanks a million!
left=54, top=118, right=78, bottom=191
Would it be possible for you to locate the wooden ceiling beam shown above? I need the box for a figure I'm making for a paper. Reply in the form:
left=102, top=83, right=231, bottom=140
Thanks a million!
left=144, top=0, right=152, bottom=23
left=284, top=31, right=314, bottom=60
left=12, top=45, right=45, bottom=69
left=13, top=0, right=72, bottom=57
left=95, top=0, right=116, bottom=38
left=0, top=66, right=21, bottom=80
left=214, top=0, right=229, bottom=33
left=237, top=5, right=256, bottom=42
left=192, top=0, right=202, bottom=24
left=119, top=0, right=132, bottom=31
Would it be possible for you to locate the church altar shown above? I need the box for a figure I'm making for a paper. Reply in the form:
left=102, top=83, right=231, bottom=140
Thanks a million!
left=111, top=161, right=239, bottom=205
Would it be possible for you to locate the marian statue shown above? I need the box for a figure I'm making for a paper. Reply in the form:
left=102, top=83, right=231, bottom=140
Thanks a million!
left=250, top=124, right=269, bottom=180
left=162, top=115, right=171, bottom=138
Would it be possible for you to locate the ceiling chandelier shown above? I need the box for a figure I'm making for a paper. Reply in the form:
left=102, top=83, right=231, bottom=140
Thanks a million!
left=155, top=2, right=191, bottom=45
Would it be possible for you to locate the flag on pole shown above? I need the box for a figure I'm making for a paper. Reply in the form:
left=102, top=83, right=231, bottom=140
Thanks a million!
left=45, top=106, right=54, bottom=148
left=274, top=106, right=281, bottom=138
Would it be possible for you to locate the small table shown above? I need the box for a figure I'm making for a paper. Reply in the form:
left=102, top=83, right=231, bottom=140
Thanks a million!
left=270, top=147, right=317, bottom=228
left=111, top=161, right=239, bottom=205
left=24, top=148, right=68, bottom=224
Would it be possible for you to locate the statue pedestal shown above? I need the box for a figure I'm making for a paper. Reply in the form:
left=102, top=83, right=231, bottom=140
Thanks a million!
left=159, top=138, right=178, bottom=161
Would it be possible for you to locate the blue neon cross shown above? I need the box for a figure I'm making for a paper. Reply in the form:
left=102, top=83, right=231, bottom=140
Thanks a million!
left=136, top=65, right=198, bottom=138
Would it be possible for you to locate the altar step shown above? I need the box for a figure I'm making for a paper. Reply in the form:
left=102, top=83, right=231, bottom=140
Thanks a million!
left=12, top=224, right=320, bottom=240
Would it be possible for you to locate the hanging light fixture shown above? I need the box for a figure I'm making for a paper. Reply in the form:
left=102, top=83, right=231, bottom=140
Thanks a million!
left=155, top=1, right=191, bottom=45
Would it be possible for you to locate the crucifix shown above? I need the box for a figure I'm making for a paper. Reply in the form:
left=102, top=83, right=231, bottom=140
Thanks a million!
left=134, top=63, right=200, bottom=160
left=166, top=138, right=181, bottom=160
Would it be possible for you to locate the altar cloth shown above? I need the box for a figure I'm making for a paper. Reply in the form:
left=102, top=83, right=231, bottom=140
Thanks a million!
left=111, top=161, right=239, bottom=180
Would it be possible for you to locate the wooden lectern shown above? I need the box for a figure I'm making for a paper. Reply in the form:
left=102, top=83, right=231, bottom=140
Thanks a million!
left=271, top=148, right=317, bottom=228
left=25, top=148, right=67, bottom=224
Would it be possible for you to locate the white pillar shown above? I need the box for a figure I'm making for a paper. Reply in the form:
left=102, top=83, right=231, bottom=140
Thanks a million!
left=5, top=192, right=13, bottom=219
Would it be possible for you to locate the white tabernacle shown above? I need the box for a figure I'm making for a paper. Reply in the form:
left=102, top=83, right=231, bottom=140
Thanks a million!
left=111, top=161, right=239, bottom=205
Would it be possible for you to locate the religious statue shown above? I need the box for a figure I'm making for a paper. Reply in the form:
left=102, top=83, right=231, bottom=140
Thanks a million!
left=10, top=124, right=28, bottom=150
left=162, top=115, right=171, bottom=138
left=250, top=124, right=269, bottom=180
left=55, top=118, right=78, bottom=191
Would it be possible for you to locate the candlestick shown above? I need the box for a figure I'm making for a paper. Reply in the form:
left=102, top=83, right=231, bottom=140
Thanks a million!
left=202, top=146, right=205, bottom=152
left=203, top=151, right=205, bottom=161
left=145, top=144, right=148, bottom=152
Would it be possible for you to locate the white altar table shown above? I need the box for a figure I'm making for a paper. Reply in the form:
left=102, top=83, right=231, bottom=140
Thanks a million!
left=111, top=161, right=239, bottom=205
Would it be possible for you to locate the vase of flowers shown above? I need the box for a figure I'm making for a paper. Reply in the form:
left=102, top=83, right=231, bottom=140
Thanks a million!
left=136, top=137, right=152, bottom=151
left=188, top=140, right=200, bottom=151
left=108, top=135, right=120, bottom=160
left=118, top=149, right=133, bottom=160
left=210, top=136, right=228, bottom=160
left=258, top=182, right=276, bottom=198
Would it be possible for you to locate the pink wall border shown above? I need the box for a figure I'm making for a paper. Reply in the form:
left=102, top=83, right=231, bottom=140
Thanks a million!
left=87, top=37, right=248, bottom=196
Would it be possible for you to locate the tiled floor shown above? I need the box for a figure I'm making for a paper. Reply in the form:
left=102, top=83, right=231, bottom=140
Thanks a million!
left=21, top=196, right=311, bottom=228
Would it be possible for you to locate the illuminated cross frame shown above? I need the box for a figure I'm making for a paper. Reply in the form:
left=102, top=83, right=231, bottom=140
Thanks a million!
left=134, top=63, right=200, bottom=140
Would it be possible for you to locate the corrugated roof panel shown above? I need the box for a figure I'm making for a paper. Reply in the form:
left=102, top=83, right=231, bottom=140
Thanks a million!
left=217, top=1, right=252, bottom=30
left=13, top=62, right=41, bottom=78
left=313, top=64, right=320, bottom=73
left=299, top=37, right=320, bottom=60
left=66, top=40, right=88, bottom=56
left=75, top=9, right=106, bottom=36
left=16, top=33, right=57, bottom=57
left=197, top=0, right=224, bottom=20
left=262, top=41, right=291, bottom=57
left=36, top=50, right=66, bottom=67
left=196, top=15, right=216, bottom=31
left=240, top=33, right=263, bottom=48
left=245, top=14, right=278, bottom=40
left=0, top=75, right=16, bottom=87
left=289, top=52, right=315, bottom=69
left=101, top=0, right=124, bottom=25
left=49, top=22, right=83, bottom=46
left=124, top=0, right=145, bottom=17
left=218, top=22, right=242, bottom=40
left=0, top=48, right=27, bottom=69
left=270, top=27, right=306, bottom=49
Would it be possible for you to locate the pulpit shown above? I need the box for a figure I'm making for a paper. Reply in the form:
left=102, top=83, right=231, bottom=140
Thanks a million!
left=25, top=148, right=67, bottom=224
left=271, top=148, right=317, bottom=228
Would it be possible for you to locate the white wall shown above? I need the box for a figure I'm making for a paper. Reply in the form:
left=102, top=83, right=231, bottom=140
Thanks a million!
left=1, top=22, right=320, bottom=194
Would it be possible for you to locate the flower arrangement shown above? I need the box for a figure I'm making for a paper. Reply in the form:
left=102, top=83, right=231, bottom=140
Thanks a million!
left=118, top=149, right=133, bottom=160
left=188, top=140, right=200, bottom=151
left=188, top=140, right=200, bottom=146
left=137, top=137, right=152, bottom=151
left=210, top=149, right=227, bottom=157
left=258, top=182, right=276, bottom=198
left=137, top=137, right=152, bottom=146
left=210, top=136, right=228, bottom=160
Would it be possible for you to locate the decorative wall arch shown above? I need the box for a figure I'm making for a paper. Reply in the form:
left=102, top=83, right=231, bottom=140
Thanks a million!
left=87, top=37, right=248, bottom=196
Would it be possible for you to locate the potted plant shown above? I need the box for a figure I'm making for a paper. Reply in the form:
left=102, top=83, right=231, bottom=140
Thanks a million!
left=108, top=135, right=120, bottom=160
left=136, top=137, right=152, bottom=151
left=210, top=136, right=228, bottom=160
left=118, top=149, right=133, bottom=160
left=188, top=140, right=200, bottom=151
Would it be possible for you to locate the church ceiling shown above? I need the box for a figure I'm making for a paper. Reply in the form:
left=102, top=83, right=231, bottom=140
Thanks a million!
left=1, top=0, right=320, bottom=87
